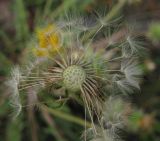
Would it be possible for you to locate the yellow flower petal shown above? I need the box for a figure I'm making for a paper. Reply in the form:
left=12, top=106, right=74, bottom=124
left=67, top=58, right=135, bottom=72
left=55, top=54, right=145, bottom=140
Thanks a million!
left=48, top=33, right=60, bottom=48
left=34, top=24, right=62, bottom=57
left=32, top=48, right=49, bottom=57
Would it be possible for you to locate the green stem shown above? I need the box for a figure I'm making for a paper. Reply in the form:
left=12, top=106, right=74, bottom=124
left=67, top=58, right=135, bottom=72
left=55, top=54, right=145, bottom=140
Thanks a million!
left=82, top=0, right=127, bottom=42
left=104, top=0, right=127, bottom=22
left=42, top=0, right=53, bottom=19
left=41, top=104, right=92, bottom=128
left=51, top=0, right=76, bottom=19
left=42, top=109, right=67, bottom=141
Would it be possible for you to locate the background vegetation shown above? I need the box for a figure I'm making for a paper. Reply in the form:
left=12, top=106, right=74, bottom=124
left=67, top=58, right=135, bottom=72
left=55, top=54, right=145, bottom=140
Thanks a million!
left=0, top=0, right=160, bottom=141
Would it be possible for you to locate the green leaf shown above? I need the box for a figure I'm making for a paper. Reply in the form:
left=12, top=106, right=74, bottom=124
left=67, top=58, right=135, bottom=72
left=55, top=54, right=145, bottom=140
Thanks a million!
left=6, top=116, right=23, bottom=141
left=0, top=52, right=12, bottom=76
left=148, top=23, right=160, bottom=41
left=13, top=0, right=29, bottom=41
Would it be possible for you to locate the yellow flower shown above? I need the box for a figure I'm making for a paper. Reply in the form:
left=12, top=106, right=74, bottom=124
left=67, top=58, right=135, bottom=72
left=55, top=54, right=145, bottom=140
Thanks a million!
left=34, top=24, right=61, bottom=57
left=32, top=48, right=49, bottom=57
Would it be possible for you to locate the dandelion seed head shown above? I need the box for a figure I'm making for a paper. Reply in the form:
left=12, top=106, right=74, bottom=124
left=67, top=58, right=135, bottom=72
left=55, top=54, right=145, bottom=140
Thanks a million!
left=9, top=12, right=144, bottom=127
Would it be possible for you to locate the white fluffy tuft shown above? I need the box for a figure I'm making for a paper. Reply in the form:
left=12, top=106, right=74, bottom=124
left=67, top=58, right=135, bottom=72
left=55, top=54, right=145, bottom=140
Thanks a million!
left=6, top=66, right=22, bottom=118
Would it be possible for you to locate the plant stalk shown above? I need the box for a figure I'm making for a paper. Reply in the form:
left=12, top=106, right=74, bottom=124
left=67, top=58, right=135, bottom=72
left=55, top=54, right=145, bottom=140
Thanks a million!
left=41, top=104, right=92, bottom=128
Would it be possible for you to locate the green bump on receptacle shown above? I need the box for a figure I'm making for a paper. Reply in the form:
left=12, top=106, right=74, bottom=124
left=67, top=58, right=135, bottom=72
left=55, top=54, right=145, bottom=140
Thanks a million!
left=63, top=65, right=86, bottom=91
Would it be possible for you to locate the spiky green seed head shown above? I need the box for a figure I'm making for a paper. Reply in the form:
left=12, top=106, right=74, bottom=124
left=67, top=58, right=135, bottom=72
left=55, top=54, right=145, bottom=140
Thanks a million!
left=63, top=65, right=86, bottom=91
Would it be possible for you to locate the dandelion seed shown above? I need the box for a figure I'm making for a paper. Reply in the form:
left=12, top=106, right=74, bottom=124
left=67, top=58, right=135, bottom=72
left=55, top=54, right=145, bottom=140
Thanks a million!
left=101, top=97, right=126, bottom=136
left=85, top=97, right=127, bottom=141
left=121, top=36, right=145, bottom=57
left=112, top=59, right=142, bottom=94
left=6, top=67, right=22, bottom=118
left=121, top=59, right=142, bottom=89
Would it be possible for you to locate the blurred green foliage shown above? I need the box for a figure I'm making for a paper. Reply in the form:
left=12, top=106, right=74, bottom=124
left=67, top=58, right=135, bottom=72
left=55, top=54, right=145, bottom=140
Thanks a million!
left=13, top=0, right=29, bottom=41
left=0, top=0, right=160, bottom=141
left=148, top=23, right=160, bottom=42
